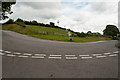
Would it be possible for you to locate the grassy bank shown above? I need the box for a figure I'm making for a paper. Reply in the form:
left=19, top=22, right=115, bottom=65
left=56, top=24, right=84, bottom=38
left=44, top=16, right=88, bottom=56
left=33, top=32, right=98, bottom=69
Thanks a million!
left=2, top=24, right=111, bottom=42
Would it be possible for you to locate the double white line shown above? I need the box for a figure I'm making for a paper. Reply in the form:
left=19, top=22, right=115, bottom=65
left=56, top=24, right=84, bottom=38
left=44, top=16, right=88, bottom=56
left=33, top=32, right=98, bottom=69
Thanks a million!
left=65, top=55, right=77, bottom=60
left=48, top=54, right=62, bottom=59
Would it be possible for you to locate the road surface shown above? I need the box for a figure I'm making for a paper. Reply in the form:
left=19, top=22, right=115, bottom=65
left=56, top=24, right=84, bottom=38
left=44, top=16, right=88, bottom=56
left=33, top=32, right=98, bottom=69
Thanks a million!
left=1, top=30, right=118, bottom=78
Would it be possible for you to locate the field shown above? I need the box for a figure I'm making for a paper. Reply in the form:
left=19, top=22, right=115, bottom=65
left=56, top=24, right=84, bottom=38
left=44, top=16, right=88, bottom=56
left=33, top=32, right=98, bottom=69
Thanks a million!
left=2, top=24, right=111, bottom=42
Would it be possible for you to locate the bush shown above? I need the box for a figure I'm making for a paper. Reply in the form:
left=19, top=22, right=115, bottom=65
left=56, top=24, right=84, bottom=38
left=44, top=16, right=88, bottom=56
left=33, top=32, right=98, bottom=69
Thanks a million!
left=4, top=19, right=14, bottom=24
left=16, top=22, right=26, bottom=28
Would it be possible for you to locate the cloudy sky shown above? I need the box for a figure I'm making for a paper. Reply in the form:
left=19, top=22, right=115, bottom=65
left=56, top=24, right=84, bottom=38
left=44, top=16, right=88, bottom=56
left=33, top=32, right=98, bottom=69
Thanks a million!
left=3, top=0, right=119, bottom=34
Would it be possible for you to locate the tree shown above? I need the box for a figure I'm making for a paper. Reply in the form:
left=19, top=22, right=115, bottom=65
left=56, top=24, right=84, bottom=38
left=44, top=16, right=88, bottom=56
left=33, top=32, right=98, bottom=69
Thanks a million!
left=1, top=2, right=16, bottom=20
left=31, top=20, right=38, bottom=25
left=87, top=31, right=92, bottom=34
left=50, top=22, right=55, bottom=27
left=103, top=25, right=119, bottom=39
left=15, top=18, right=24, bottom=22
left=4, top=18, right=14, bottom=24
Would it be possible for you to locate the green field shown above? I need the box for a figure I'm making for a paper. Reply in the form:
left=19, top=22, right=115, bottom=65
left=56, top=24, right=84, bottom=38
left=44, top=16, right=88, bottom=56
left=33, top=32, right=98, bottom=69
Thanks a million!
left=2, top=24, right=111, bottom=42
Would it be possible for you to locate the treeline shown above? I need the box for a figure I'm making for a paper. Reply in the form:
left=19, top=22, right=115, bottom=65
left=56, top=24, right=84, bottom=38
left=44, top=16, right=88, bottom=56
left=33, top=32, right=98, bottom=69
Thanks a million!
left=3, top=18, right=69, bottom=31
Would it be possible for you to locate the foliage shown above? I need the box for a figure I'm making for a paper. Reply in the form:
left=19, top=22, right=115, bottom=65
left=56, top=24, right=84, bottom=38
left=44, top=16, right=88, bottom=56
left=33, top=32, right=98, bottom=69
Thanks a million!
left=103, top=25, right=119, bottom=39
left=1, top=2, right=16, bottom=20
left=50, top=22, right=55, bottom=27
left=3, top=18, right=14, bottom=24
left=15, top=18, right=24, bottom=22
left=16, top=22, right=26, bottom=28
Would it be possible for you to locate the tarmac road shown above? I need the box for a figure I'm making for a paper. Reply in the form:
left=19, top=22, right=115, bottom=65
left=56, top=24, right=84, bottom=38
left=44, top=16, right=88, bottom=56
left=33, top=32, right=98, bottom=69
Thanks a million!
left=1, top=30, right=118, bottom=78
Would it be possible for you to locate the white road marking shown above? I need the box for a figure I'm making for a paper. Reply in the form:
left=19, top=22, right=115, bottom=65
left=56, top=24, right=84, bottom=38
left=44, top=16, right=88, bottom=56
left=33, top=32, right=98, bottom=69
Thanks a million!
left=81, top=56, right=92, bottom=59
left=66, top=57, right=77, bottom=60
left=49, top=55, right=61, bottom=57
left=79, top=55, right=90, bottom=57
left=18, top=55, right=28, bottom=58
left=13, top=52, right=21, bottom=55
left=0, top=50, right=3, bottom=52
left=65, top=55, right=76, bottom=57
left=0, top=52, right=4, bottom=55
left=92, top=54, right=102, bottom=56
left=48, top=57, right=62, bottom=59
left=113, top=51, right=119, bottom=54
left=96, top=56, right=106, bottom=58
left=109, top=54, right=118, bottom=57
left=4, top=51, right=11, bottom=53
left=31, top=56, right=45, bottom=59
left=6, top=54, right=16, bottom=57
left=34, top=54, right=46, bottom=56
left=23, top=53, right=32, bottom=56
left=103, top=53, right=111, bottom=55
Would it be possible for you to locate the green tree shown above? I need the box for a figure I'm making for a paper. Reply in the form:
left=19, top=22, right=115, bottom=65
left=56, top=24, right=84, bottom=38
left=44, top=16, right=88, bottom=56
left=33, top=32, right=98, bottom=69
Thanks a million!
left=15, top=18, right=24, bottom=22
left=87, top=31, right=92, bottom=34
left=1, top=2, right=16, bottom=20
left=50, top=22, right=55, bottom=27
left=4, top=18, right=14, bottom=24
left=103, top=25, right=119, bottom=39
left=31, top=20, right=38, bottom=25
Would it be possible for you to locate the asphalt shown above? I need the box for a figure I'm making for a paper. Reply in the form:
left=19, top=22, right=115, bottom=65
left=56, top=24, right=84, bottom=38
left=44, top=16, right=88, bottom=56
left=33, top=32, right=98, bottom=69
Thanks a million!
left=1, top=30, right=118, bottom=78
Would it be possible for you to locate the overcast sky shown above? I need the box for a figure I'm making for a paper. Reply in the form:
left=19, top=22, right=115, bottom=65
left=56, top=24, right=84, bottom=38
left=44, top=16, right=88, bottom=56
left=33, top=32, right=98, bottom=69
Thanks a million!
left=2, top=0, right=119, bottom=33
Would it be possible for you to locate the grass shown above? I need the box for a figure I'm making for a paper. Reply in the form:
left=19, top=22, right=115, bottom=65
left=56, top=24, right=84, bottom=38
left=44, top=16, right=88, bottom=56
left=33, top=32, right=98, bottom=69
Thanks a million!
left=2, top=24, right=111, bottom=42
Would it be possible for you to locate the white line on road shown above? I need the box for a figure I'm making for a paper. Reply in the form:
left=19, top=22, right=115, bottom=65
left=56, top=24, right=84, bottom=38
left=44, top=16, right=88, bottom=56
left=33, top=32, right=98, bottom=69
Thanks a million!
left=34, top=54, right=46, bottom=56
left=66, top=57, right=77, bottom=60
left=113, top=51, right=119, bottom=54
left=23, top=53, right=32, bottom=56
left=103, top=53, right=111, bottom=55
left=92, top=54, right=102, bottom=56
left=96, top=56, right=106, bottom=58
left=48, top=57, right=62, bottom=59
left=4, top=51, right=11, bottom=53
left=6, top=54, right=16, bottom=57
left=49, top=54, right=62, bottom=57
left=0, top=50, right=3, bottom=52
left=65, top=55, right=76, bottom=57
left=109, top=54, right=118, bottom=57
left=13, top=52, right=21, bottom=55
left=18, top=55, right=29, bottom=58
left=31, top=56, right=45, bottom=59
left=79, top=55, right=90, bottom=57
left=0, top=52, right=4, bottom=55
left=81, top=56, right=92, bottom=59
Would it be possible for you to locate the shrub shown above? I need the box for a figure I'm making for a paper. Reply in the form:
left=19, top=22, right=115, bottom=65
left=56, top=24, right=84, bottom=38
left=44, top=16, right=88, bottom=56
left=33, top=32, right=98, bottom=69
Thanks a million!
left=16, top=22, right=26, bottom=28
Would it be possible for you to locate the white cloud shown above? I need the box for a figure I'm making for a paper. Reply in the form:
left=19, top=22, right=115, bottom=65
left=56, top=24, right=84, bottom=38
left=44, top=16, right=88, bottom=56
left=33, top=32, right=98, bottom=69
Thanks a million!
left=1, top=0, right=118, bottom=34
left=59, top=2, right=118, bottom=33
left=9, top=2, right=63, bottom=24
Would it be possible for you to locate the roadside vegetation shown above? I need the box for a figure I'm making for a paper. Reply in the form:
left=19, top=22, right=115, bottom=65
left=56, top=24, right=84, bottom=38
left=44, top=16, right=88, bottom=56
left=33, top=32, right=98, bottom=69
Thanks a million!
left=2, top=18, right=117, bottom=42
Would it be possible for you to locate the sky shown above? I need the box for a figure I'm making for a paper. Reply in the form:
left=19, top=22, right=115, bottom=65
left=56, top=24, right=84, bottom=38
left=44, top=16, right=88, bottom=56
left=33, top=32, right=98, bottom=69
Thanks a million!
left=1, top=0, right=119, bottom=34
